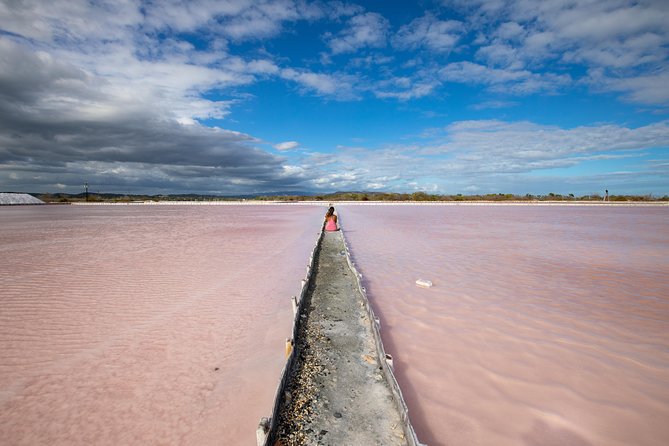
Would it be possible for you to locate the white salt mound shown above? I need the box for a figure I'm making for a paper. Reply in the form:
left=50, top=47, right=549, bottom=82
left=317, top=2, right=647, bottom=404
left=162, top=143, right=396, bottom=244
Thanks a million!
left=0, top=193, right=44, bottom=205
left=415, top=279, right=433, bottom=288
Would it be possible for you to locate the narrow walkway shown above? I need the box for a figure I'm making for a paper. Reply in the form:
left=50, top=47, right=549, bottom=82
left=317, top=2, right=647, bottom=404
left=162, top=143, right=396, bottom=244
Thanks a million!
left=271, top=230, right=409, bottom=446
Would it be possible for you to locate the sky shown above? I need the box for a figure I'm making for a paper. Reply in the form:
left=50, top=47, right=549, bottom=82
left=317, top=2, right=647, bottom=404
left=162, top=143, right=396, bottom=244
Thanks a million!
left=1, top=0, right=668, bottom=196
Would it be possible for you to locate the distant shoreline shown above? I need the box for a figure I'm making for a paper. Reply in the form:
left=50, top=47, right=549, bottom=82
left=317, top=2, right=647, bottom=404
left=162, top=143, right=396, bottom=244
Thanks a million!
left=66, top=200, right=668, bottom=207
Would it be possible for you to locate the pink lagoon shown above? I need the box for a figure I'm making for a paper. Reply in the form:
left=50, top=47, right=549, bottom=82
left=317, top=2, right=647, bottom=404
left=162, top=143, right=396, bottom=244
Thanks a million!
left=340, top=204, right=669, bottom=446
left=2, top=203, right=668, bottom=446
left=0, top=204, right=324, bottom=445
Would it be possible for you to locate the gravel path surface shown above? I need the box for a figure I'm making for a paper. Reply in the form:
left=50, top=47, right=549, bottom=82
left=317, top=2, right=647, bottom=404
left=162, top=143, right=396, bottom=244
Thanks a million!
left=272, top=230, right=408, bottom=446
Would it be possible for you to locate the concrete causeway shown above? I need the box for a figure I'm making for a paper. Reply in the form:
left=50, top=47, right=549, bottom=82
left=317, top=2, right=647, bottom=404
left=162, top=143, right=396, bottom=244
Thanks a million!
left=269, top=230, right=410, bottom=446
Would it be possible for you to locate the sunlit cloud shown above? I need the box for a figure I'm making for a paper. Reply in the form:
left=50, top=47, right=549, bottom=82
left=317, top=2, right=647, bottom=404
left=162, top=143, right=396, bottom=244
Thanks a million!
left=274, top=141, right=301, bottom=151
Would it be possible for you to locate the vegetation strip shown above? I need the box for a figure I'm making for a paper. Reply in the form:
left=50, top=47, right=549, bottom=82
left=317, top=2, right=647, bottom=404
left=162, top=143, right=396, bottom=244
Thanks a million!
left=27, top=190, right=669, bottom=203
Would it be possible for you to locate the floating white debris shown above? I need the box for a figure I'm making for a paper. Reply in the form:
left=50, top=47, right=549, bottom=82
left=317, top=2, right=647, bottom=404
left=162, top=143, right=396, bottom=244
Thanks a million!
left=415, top=279, right=433, bottom=288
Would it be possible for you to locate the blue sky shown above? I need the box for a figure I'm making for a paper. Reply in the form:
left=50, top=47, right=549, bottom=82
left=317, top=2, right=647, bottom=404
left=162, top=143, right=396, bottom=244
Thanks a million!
left=1, top=0, right=668, bottom=196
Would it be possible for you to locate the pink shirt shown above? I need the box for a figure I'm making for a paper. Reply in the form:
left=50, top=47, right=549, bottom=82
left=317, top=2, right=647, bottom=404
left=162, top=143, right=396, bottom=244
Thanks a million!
left=325, top=217, right=338, bottom=231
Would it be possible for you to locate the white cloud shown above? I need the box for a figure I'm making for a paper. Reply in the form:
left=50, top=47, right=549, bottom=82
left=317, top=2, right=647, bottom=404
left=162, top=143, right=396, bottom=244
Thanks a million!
left=469, top=100, right=518, bottom=110
left=246, top=59, right=280, bottom=74
left=348, top=54, right=394, bottom=68
left=0, top=0, right=324, bottom=45
left=0, top=3, right=266, bottom=128
left=312, top=170, right=364, bottom=189
left=439, top=61, right=570, bottom=94
left=300, top=146, right=432, bottom=191
left=295, top=119, right=669, bottom=194
left=280, top=67, right=358, bottom=98
left=139, top=0, right=354, bottom=41
left=550, top=3, right=668, bottom=42
left=371, top=67, right=444, bottom=101
left=393, top=13, right=465, bottom=53
left=2, top=0, right=668, bottom=196
left=495, top=21, right=525, bottom=41
left=457, top=0, right=669, bottom=105
left=374, top=81, right=438, bottom=100
left=561, top=31, right=668, bottom=69
left=436, top=120, right=669, bottom=167
left=326, top=12, right=389, bottom=54
left=325, top=1, right=365, bottom=18
left=475, top=42, right=525, bottom=69
left=280, top=68, right=335, bottom=94
left=0, top=0, right=143, bottom=41
left=0, top=1, right=337, bottom=194
left=280, top=164, right=307, bottom=177
left=274, top=141, right=300, bottom=150
left=586, top=67, right=669, bottom=105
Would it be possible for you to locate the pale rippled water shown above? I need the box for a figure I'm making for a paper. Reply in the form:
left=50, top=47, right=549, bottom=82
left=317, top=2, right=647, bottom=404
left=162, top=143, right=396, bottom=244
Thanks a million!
left=0, top=204, right=324, bottom=445
left=340, top=205, right=669, bottom=446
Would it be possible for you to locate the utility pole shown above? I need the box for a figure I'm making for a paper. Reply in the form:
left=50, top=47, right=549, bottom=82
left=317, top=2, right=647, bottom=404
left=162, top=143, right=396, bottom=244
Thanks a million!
left=84, top=181, right=89, bottom=202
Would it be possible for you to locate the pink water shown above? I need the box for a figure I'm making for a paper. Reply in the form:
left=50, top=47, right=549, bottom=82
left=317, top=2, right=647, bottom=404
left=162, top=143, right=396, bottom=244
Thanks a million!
left=340, top=205, right=669, bottom=446
left=0, top=204, right=324, bottom=445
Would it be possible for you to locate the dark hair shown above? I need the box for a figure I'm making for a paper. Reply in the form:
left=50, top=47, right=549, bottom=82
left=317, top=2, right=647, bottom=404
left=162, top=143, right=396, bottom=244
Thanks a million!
left=325, top=206, right=335, bottom=218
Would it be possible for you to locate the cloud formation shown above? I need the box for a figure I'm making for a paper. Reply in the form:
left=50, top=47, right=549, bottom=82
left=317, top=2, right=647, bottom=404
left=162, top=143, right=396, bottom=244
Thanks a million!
left=0, top=30, right=306, bottom=194
left=454, top=0, right=669, bottom=105
left=439, top=61, right=571, bottom=94
left=439, top=120, right=669, bottom=161
left=280, top=67, right=358, bottom=98
left=0, top=0, right=667, bottom=195
left=0, top=0, right=341, bottom=193
left=326, top=12, right=389, bottom=54
left=393, top=13, right=464, bottom=53
left=293, top=120, right=669, bottom=194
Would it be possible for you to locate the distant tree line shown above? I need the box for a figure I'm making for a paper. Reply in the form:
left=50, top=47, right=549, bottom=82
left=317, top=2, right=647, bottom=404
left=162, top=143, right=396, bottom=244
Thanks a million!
left=35, top=192, right=244, bottom=203
left=35, top=191, right=669, bottom=203
left=254, top=191, right=669, bottom=202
